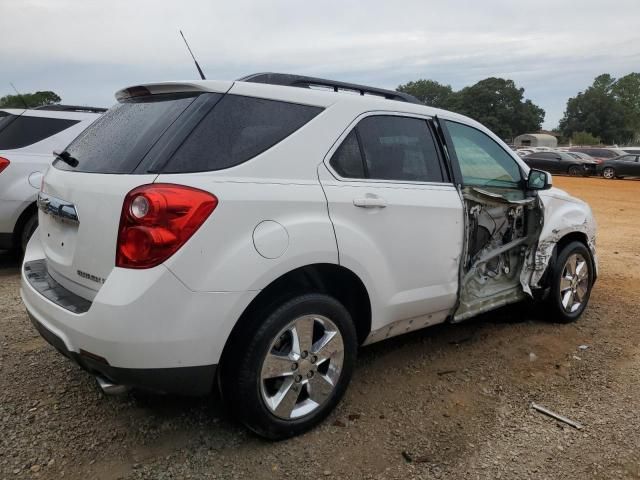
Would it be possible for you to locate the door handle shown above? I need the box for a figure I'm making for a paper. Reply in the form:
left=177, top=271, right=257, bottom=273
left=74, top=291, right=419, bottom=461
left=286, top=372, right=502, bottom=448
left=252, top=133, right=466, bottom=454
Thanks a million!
left=353, top=196, right=387, bottom=208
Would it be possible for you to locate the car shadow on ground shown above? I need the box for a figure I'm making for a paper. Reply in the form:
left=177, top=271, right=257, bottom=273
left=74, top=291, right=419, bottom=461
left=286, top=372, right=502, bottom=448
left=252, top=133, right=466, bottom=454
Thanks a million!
left=119, top=300, right=543, bottom=440
left=2, top=245, right=546, bottom=440
left=0, top=250, right=20, bottom=272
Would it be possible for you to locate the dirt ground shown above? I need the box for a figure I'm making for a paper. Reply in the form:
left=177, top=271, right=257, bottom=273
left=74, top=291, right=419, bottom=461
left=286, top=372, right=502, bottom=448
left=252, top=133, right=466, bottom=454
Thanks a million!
left=1, top=176, right=639, bottom=480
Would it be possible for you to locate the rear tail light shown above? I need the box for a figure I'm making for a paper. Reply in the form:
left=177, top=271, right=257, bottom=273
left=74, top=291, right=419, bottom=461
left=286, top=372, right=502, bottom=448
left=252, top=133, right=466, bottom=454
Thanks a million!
left=116, top=184, right=217, bottom=269
left=0, top=157, right=9, bottom=174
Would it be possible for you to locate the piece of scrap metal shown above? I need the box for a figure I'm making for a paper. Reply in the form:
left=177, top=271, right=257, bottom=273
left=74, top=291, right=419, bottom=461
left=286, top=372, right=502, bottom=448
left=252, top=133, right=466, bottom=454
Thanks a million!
left=531, top=402, right=583, bottom=430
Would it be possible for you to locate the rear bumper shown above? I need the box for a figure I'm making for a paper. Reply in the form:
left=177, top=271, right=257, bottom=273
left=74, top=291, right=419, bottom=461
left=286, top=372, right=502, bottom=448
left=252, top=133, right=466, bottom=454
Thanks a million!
left=20, top=232, right=258, bottom=394
left=28, top=311, right=216, bottom=395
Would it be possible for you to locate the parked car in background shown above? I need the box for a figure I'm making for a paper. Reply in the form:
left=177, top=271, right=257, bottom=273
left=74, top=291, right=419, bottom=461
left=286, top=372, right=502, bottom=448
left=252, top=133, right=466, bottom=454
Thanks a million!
left=566, top=151, right=596, bottom=161
left=21, top=73, right=597, bottom=439
left=621, top=147, right=640, bottom=155
left=0, top=105, right=105, bottom=252
left=523, top=151, right=597, bottom=176
left=568, top=147, right=628, bottom=163
left=598, top=154, right=640, bottom=179
left=516, top=149, right=535, bottom=157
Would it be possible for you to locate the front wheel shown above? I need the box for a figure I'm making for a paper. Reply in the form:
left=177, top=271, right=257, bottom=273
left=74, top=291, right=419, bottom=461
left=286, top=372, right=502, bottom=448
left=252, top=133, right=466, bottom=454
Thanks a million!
left=568, top=165, right=582, bottom=176
left=602, top=167, right=616, bottom=179
left=221, top=293, right=357, bottom=439
left=546, top=241, right=594, bottom=323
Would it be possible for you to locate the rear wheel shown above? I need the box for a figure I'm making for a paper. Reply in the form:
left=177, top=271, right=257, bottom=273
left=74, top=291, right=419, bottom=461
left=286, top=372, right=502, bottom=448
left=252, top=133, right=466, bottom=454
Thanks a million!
left=568, top=165, right=582, bottom=176
left=602, top=167, right=616, bottom=179
left=19, top=213, right=38, bottom=253
left=220, top=293, right=357, bottom=439
left=546, top=241, right=594, bottom=323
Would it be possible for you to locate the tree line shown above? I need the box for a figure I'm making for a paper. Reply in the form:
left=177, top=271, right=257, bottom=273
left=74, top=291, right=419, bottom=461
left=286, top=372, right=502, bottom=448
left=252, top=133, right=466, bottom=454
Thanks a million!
left=398, top=73, right=640, bottom=145
left=2, top=73, right=639, bottom=145
left=0, top=91, right=61, bottom=109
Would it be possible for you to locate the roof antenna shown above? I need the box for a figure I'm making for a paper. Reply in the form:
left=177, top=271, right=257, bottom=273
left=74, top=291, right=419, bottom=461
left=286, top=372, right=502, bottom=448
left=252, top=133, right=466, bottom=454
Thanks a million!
left=179, top=30, right=206, bottom=80
left=9, top=82, right=29, bottom=109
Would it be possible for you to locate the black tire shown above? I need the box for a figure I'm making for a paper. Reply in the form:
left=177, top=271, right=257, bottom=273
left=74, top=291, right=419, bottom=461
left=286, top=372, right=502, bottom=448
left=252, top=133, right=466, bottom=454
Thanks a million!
left=19, top=213, right=38, bottom=253
left=546, top=241, right=594, bottom=323
left=220, top=293, right=357, bottom=439
left=602, top=167, right=616, bottom=180
left=568, top=165, right=582, bottom=176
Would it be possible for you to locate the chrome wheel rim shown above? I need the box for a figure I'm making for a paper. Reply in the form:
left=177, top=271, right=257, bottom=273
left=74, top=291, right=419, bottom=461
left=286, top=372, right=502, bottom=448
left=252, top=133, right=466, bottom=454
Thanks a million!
left=559, top=253, right=589, bottom=313
left=603, top=168, right=615, bottom=179
left=260, top=314, right=344, bottom=420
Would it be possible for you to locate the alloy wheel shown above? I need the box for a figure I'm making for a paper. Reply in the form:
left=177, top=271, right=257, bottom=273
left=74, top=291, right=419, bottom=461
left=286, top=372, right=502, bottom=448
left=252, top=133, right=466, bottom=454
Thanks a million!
left=259, top=314, right=344, bottom=420
left=603, top=167, right=615, bottom=179
left=559, top=253, right=590, bottom=313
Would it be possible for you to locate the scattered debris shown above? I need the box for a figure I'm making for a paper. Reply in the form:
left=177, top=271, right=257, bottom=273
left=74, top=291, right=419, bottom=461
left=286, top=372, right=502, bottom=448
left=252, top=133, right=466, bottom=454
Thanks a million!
left=531, top=403, right=583, bottom=430
left=573, top=355, right=582, bottom=361
left=401, top=451, right=431, bottom=463
left=332, top=419, right=346, bottom=428
left=437, top=369, right=457, bottom=376
left=578, top=345, right=589, bottom=351
left=348, top=413, right=361, bottom=421
left=529, top=352, right=538, bottom=362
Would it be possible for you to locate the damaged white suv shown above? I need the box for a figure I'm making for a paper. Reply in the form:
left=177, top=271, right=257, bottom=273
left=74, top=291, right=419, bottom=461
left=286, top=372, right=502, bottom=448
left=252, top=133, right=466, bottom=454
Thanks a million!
left=21, top=73, right=597, bottom=439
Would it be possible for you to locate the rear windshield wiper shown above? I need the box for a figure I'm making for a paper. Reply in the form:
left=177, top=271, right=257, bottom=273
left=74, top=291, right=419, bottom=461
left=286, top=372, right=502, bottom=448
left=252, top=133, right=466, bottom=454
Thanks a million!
left=53, top=150, right=79, bottom=168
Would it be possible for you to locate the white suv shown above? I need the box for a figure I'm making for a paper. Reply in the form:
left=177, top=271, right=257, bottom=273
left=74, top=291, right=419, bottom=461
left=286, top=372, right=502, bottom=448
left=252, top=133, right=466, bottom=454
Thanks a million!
left=0, top=105, right=104, bottom=252
left=21, top=74, right=597, bottom=439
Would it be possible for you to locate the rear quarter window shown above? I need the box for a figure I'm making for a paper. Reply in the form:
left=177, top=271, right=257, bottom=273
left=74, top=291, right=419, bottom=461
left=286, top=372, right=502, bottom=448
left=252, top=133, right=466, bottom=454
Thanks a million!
left=161, top=95, right=323, bottom=173
left=0, top=115, right=79, bottom=150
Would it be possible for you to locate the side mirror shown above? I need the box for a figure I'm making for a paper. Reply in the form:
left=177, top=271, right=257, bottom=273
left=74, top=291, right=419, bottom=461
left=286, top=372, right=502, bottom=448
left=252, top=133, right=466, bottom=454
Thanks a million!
left=527, top=169, right=552, bottom=190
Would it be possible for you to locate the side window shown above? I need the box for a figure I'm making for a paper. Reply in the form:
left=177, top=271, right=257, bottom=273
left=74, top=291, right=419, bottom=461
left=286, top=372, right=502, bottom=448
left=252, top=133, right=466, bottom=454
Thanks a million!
left=329, top=130, right=365, bottom=178
left=0, top=115, right=79, bottom=150
left=444, top=121, right=523, bottom=188
left=355, top=116, right=444, bottom=182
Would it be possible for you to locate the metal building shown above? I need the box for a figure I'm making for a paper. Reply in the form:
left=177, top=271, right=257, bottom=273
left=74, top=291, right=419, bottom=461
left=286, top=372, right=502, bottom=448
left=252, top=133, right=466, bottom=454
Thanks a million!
left=514, top=133, right=558, bottom=148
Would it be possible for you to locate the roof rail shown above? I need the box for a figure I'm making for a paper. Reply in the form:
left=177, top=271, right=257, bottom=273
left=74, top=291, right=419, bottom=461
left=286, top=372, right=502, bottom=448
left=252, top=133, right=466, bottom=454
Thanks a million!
left=33, top=104, right=107, bottom=113
left=238, top=72, right=423, bottom=105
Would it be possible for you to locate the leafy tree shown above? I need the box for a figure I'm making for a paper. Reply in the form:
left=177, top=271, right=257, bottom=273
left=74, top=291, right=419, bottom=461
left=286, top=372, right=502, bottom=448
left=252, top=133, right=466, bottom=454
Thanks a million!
left=559, top=74, right=635, bottom=144
left=397, top=79, right=455, bottom=109
left=611, top=73, right=640, bottom=141
left=396, top=77, right=544, bottom=140
left=571, top=131, right=601, bottom=145
left=448, top=78, right=545, bottom=140
left=0, top=91, right=61, bottom=109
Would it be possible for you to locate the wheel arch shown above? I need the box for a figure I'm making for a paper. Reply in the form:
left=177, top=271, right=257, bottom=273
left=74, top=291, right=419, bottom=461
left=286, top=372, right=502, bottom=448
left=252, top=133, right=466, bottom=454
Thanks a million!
left=218, top=263, right=372, bottom=379
left=537, top=231, right=596, bottom=289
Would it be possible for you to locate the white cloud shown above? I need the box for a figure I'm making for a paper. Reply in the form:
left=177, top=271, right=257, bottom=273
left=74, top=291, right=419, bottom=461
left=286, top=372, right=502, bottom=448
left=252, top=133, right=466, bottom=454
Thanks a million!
left=1, top=0, right=639, bottom=128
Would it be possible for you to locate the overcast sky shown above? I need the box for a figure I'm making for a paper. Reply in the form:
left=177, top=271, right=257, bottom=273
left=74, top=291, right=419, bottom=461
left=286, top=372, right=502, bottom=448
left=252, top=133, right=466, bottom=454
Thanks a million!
left=2, top=0, right=639, bottom=129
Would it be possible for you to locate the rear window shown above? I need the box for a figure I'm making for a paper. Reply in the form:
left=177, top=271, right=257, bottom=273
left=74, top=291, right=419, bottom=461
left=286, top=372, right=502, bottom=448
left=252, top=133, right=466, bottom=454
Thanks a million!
left=161, top=95, right=323, bottom=173
left=0, top=114, right=78, bottom=150
left=55, top=94, right=199, bottom=173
